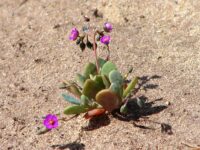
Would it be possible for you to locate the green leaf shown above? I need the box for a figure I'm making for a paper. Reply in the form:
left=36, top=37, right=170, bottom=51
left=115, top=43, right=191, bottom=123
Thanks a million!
left=123, top=77, right=138, bottom=98
left=76, top=73, right=86, bottom=87
left=62, top=93, right=80, bottom=105
left=110, top=82, right=122, bottom=99
left=97, top=57, right=106, bottom=68
left=83, top=62, right=97, bottom=79
left=124, top=66, right=133, bottom=80
left=120, top=103, right=128, bottom=114
left=94, top=75, right=105, bottom=89
left=101, top=61, right=117, bottom=76
left=89, top=74, right=95, bottom=80
left=59, top=82, right=67, bottom=89
left=80, top=95, right=91, bottom=106
left=62, top=81, right=81, bottom=98
left=109, top=70, right=123, bottom=85
left=64, top=105, right=88, bottom=114
left=82, top=79, right=103, bottom=99
left=136, top=97, right=145, bottom=108
left=102, top=75, right=110, bottom=88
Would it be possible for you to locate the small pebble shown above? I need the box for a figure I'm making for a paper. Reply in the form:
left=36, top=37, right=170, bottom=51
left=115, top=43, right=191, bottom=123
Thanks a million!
left=165, top=101, right=171, bottom=106
left=2, top=72, right=7, bottom=77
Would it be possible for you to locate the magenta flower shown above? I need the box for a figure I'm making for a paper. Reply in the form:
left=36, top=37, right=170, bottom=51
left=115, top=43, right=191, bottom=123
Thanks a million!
left=43, top=114, right=58, bottom=129
left=100, top=35, right=111, bottom=45
left=69, top=28, right=79, bottom=41
left=104, top=22, right=113, bottom=32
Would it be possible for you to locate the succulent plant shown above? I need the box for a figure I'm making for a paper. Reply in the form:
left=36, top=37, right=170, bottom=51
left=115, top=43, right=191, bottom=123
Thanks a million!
left=60, top=23, right=139, bottom=119
left=61, top=58, right=139, bottom=118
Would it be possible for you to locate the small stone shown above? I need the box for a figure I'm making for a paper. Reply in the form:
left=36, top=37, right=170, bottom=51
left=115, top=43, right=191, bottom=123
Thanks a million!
left=60, top=133, right=64, bottom=138
left=165, top=101, right=171, bottom=106
left=34, top=58, right=43, bottom=63
left=92, top=9, right=103, bottom=18
left=140, top=15, right=145, bottom=19
left=83, top=16, right=90, bottom=22
left=124, top=17, right=129, bottom=22
left=19, top=87, right=26, bottom=91
left=161, top=123, right=173, bottom=135
left=2, top=72, right=6, bottom=77
left=53, top=24, right=61, bottom=29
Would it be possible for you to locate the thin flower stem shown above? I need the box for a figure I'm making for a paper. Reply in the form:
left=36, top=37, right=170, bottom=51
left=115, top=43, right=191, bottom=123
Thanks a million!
left=93, top=31, right=99, bottom=73
left=58, top=114, right=79, bottom=121
left=106, top=45, right=110, bottom=61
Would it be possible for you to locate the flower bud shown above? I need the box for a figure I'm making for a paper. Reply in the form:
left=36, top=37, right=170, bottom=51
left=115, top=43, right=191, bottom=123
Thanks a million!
left=103, top=22, right=113, bottom=32
left=80, top=42, right=86, bottom=51
left=76, top=37, right=81, bottom=45
left=86, top=41, right=93, bottom=49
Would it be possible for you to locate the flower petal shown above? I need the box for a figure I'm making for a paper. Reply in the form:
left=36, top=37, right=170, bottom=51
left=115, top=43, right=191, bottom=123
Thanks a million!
left=43, top=114, right=59, bottom=129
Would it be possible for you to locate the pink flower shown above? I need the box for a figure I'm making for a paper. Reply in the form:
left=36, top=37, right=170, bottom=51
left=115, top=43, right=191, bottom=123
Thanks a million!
left=100, top=35, right=111, bottom=45
left=104, top=23, right=113, bottom=32
left=69, top=28, right=79, bottom=41
left=43, top=114, right=58, bottom=129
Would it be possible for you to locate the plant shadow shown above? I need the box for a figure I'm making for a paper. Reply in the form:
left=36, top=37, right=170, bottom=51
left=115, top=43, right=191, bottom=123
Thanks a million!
left=112, top=95, right=167, bottom=121
left=51, top=141, right=85, bottom=150
left=134, top=75, right=161, bottom=93
left=115, top=74, right=165, bottom=121
left=82, top=75, right=165, bottom=131
left=112, top=95, right=173, bottom=134
left=82, top=114, right=111, bottom=131
left=80, top=75, right=172, bottom=133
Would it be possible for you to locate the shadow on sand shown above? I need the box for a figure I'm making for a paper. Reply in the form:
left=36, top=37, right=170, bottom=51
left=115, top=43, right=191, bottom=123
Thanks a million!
left=51, top=141, right=85, bottom=150
left=82, top=75, right=171, bottom=132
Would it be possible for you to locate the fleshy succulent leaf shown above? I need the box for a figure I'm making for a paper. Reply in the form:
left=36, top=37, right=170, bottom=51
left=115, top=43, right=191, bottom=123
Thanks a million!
left=109, top=70, right=123, bottom=85
left=89, top=74, right=95, bottom=80
left=97, top=57, right=107, bottom=68
left=62, top=81, right=81, bottom=98
left=84, top=108, right=106, bottom=119
left=82, top=79, right=103, bottom=99
left=64, top=105, right=88, bottom=114
left=80, top=95, right=91, bottom=106
left=76, top=73, right=86, bottom=87
left=62, top=93, right=81, bottom=105
left=94, top=75, right=105, bottom=89
left=120, top=103, right=128, bottom=114
left=83, top=62, right=97, bottom=79
left=101, top=61, right=117, bottom=76
left=110, top=82, right=123, bottom=100
left=136, top=97, right=145, bottom=108
left=102, top=75, right=110, bottom=88
left=96, top=89, right=119, bottom=112
left=59, top=82, right=67, bottom=89
left=123, top=77, right=138, bottom=98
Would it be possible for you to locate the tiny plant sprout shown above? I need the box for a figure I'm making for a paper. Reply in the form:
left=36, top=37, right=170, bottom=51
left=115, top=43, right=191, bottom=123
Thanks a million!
left=60, top=22, right=139, bottom=121
left=43, top=114, right=58, bottom=129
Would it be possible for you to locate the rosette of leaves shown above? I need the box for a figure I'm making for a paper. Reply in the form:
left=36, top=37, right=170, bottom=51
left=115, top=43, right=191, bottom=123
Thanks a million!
left=60, top=57, right=139, bottom=118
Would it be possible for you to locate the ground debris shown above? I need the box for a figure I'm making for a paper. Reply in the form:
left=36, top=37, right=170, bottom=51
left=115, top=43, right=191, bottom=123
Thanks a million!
left=161, top=123, right=173, bottom=135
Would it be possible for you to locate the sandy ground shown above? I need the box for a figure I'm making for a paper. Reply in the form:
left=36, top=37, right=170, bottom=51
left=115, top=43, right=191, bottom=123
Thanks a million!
left=0, top=0, right=200, bottom=149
